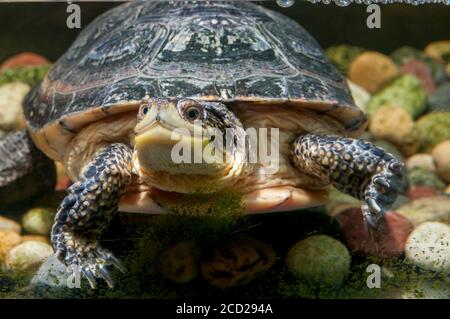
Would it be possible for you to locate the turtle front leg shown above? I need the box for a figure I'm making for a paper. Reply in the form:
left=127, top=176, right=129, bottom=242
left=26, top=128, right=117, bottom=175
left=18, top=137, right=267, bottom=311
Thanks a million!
left=51, top=143, right=133, bottom=289
left=291, top=134, right=405, bottom=227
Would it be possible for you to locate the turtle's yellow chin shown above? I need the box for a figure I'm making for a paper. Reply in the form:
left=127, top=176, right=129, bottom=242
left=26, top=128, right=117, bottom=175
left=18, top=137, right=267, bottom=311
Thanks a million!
left=134, top=124, right=246, bottom=194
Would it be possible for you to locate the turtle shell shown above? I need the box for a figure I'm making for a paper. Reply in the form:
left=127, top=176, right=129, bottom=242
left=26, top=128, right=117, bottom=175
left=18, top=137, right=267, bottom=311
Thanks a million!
left=24, top=1, right=366, bottom=160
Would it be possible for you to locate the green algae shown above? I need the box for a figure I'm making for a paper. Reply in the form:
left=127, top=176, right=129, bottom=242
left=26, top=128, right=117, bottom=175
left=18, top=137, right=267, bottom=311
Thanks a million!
left=0, top=64, right=51, bottom=87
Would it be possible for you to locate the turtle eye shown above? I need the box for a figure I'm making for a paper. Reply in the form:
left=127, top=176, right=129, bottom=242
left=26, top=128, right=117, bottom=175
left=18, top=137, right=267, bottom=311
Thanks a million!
left=179, top=100, right=204, bottom=122
left=185, top=106, right=201, bottom=121
left=138, top=104, right=150, bottom=119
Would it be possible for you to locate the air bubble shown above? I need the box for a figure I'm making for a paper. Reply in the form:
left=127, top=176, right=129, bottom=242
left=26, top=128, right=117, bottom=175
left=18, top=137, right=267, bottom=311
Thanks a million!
left=276, top=0, right=295, bottom=8
left=334, top=0, right=352, bottom=5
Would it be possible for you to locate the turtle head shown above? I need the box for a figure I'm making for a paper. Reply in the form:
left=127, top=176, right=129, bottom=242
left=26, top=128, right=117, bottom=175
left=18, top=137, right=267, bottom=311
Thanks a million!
left=134, top=98, right=248, bottom=194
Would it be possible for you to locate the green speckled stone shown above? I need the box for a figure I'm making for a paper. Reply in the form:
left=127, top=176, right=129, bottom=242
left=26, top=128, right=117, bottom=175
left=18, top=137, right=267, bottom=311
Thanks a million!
left=286, top=234, right=351, bottom=288
left=415, top=112, right=450, bottom=152
left=325, top=45, right=366, bottom=75
left=366, top=75, right=427, bottom=118
left=407, top=167, right=446, bottom=191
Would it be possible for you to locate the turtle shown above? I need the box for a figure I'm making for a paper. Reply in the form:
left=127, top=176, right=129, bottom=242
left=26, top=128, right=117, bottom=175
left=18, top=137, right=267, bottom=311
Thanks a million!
left=0, top=1, right=405, bottom=288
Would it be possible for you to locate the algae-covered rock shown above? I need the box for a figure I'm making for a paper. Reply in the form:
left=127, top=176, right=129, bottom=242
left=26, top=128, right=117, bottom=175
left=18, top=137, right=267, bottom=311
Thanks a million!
left=415, top=112, right=450, bottom=152
left=391, top=46, right=447, bottom=84
left=158, top=241, right=200, bottom=284
left=397, top=196, right=450, bottom=226
left=0, top=82, right=30, bottom=131
left=0, top=52, right=49, bottom=72
left=428, top=82, right=450, bottom=113
left=3, top=241, right=53, bottom=275
left=432, top=140, right=450, bottom=182
left=407, top=167, right=446, bottom=191
left=366, top=75, right=427, bottom=119
left=0, top=65, right=51, bottom=87
left=201, top=235, right=275, bottom=289
left=286, top=235, right=350, bottom=288
left=325, top=45, right=365, bottom=74
left=348, top=51, right=398, bottom=94
left=405, top=222, right=450, bottom=273
left=21, top=207, right=55, bottom=236
left=347, top=80, right=371, bottom=111
left=369, top=104, right=416, bottom=147
left=424, top=40, right=450, bottom=64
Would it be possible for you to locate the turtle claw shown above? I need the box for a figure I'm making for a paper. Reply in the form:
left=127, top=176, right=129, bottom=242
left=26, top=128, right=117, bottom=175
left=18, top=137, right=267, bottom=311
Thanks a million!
left=98, top=265, right=114, bottom=289
left=362, top=159, right=405, bottom=228
left=82, top=266, right=98, bottom=289
left=52, top=233, right=124, bottom=289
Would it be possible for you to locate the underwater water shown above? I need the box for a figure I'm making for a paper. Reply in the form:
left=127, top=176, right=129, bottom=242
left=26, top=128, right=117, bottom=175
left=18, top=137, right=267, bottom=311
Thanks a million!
left=0, top=1, right=449, bottom=300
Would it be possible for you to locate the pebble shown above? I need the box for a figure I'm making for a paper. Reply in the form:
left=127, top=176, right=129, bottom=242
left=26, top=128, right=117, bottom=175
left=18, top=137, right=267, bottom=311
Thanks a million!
left=397, top=196, right=450, bottom=226
left=336, top=208, right=414, bottom=260
left=424, top=40, right=450, bottom=64
left=325, top=45, right=365, bottom=74
left=0, top=230, right=21, bottom=263
left=158, top=241, right=200, bottom=284
left=400, top=59, right=435, bottom=94
left=405, top=222, right=450, bottom=273
left=406, top=167, right=446, bottom=192
left=0, top=216, right=21, bottom=234
left=405, top=153, right=436, bottom=172
left=0, top=52, right=49, bottom=72
left=407, top=186, right=438, bottom=200
left=201, top=235, right=275, bottom=289
left=347, top=80, right=371, bottom=111
left=431, top=140, right=450, bottom=182
left=369, top=104, right=416, bottom=147
left=391, top=46, right=447, bottom=84
left=0, top=82, right=30, bottom=131
left=21, top=207, right=55, bottom=236
left=366, top=75, right=427, bottom=119
left=427, top=82, right=450, bottom=113
left=348, top=51, right=398, bottom=94
left=21, top=235, right=50, bottom=244
left=286, top=234, right=351, bottom=288
left=3, top=241, right=53, bottom=275
left=415, top=112, right=450, bottom=152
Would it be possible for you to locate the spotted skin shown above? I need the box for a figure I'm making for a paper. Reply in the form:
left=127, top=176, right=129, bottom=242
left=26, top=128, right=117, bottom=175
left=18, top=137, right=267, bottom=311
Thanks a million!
left=51, top=143, right=133, bottom=289
left=291, top=134, right=405, bottom=226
